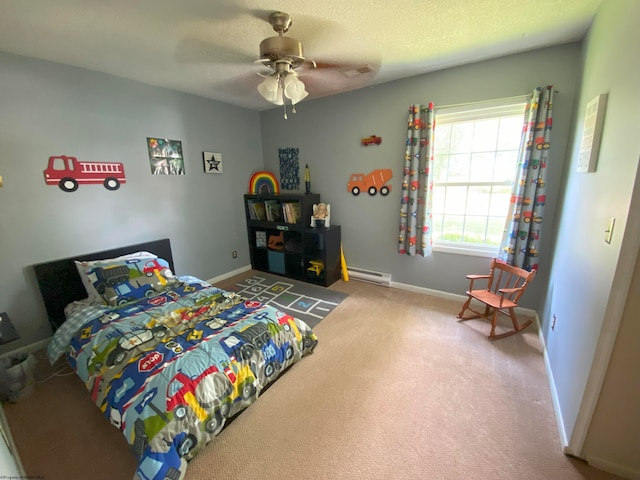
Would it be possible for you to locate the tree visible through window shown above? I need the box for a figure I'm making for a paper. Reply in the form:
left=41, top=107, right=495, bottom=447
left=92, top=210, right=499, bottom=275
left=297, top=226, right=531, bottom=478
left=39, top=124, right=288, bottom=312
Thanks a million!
left=432, top=101, right=526, bottom=255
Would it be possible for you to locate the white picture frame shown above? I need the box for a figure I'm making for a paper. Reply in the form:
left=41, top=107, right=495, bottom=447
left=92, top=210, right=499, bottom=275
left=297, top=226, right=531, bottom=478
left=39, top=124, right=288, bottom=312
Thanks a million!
left=203, top=152, right=223, bottom=174
left=577, top=93, right=607, bottom=173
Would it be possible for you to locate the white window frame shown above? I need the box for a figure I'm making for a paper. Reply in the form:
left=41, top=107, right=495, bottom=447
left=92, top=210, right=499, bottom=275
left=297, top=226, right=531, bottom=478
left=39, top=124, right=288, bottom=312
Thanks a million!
left=432, top=97, right=527, bottom=258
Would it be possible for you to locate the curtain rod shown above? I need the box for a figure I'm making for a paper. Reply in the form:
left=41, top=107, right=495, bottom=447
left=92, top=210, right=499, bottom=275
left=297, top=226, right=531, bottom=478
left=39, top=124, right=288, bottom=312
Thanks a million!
left=434, top=89, right=559, bottom=110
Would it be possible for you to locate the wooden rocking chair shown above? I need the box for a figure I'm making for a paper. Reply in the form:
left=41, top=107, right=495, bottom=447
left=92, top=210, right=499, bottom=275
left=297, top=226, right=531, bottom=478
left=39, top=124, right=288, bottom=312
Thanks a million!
left=457, top=258, right=536, bottom=339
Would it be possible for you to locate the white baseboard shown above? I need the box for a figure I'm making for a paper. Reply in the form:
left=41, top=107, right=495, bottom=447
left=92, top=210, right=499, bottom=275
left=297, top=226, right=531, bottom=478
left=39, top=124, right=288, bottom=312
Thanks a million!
left=390, top=280, right=538, bottom=318
left=587, top=456, right=640, bottom=480
left=536, top=318, right=570, bottom=453
left=206, top=264, right=252, bottom=285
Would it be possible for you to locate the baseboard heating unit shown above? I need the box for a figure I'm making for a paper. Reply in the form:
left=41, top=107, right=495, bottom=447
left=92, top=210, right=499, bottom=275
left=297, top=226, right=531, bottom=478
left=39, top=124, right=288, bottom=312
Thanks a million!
left=347, top=268, right=391, bottom=287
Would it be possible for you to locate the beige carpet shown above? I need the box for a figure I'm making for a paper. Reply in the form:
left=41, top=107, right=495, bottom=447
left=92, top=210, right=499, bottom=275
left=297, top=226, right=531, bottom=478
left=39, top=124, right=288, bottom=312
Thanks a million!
left=1, top=272, right=623, bottom=480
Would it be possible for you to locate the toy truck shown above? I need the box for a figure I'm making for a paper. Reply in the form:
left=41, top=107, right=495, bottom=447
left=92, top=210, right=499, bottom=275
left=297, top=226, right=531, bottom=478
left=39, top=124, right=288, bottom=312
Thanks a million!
left=43, top=155, right=126, bottom=192
left=347, top=168, right=393, bottom=196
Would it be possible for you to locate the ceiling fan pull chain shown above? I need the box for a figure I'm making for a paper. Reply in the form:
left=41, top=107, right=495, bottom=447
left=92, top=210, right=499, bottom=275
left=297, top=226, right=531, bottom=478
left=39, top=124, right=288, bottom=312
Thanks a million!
left=283, top=103, right=288, bottom=120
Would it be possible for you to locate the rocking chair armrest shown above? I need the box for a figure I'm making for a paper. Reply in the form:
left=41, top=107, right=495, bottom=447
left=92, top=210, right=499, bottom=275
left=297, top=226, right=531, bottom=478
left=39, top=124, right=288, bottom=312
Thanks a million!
left=466, top=274, right=490, bottom=291
left=497, top=286, right=523, bottom=307
left=498, top=287, right=522, bottom=295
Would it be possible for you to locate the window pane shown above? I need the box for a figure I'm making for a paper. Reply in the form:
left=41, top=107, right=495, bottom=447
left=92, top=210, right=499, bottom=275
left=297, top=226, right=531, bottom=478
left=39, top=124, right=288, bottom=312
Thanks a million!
left=469, top=152, right=495, bottom=182
left=443, top=186, right=467, bottom=215
left=432, top=102, right=525, bottom=253
left=494, top=151, right=518, bottom=182
left=486, top=217, right=506, bottom=245
left=489, top=186, right=511, bottom=217
left=497, top=116, right=524, bottom=150
left=466, top=186, right=491, bottom=216
left=450, top=122, right=474, bottom=154
left=448, top=153, right=471, bottom=182
left=434, top=124, right=451, bottom=152
left=472, top=119, right=499, bottom=153
left=441, top=215, right=464, bottom=241
left=433, top=154, right=448, bottom=183
left=432, top=214, right=444, bottom=240
left=433, top=185, right=446, bottom=213
left=463, top=217, right=487, bottom=244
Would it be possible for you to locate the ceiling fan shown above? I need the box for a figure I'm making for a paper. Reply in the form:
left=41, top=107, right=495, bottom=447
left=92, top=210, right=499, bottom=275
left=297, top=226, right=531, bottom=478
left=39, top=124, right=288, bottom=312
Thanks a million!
left=253, top=11, right=378, bottom=118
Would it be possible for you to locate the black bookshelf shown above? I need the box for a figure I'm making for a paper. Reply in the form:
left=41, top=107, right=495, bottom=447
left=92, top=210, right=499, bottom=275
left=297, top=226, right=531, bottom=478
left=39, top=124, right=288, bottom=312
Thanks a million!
left=244, top=193, right=341, bottom=287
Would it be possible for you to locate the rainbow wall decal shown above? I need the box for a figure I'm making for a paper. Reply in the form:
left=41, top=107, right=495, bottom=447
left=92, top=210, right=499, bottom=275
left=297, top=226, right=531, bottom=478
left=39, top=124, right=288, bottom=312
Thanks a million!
left=249, top=171, right=280, bottom=194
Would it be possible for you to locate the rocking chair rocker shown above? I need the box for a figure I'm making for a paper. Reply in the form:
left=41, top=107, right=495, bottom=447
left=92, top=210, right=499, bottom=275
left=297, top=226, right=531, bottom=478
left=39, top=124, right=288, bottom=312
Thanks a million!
left=457, top=258, right=536, bottom=339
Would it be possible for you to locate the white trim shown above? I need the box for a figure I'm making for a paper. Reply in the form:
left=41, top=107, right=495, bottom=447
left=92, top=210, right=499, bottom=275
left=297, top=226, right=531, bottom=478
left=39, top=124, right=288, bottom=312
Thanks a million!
left=0, top=403, right=26, bottom=477
left=436, top=97, right=528, bottom=122
left=0, top=338, right=51, bottom=359
left=537, top=318, right=570, bottom=452
left=569, top=166, right=640, bottom=457
left=390, top=280, right=538, bottom=318
left=206, top=264, right=252, bottom=285
left=586, top=456, right=640, bottom=480
left=432, top=243, right=498, bottom=258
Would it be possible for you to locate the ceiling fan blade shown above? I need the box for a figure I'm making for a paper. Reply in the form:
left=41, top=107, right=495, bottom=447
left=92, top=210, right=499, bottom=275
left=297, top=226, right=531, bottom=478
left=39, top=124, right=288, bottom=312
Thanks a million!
left=298, top=62, right=380, bottom=98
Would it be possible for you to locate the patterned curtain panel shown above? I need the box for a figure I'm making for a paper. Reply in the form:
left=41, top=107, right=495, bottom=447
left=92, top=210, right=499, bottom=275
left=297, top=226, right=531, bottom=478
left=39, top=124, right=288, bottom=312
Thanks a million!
left=398, top=103, right=435, bottom=257
left=499, top=86, right=554, bottom=271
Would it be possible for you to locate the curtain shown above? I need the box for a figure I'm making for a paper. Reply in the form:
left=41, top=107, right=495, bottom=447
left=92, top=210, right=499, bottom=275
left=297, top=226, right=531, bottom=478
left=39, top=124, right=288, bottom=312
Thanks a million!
left=398, top=103, right=435, bottom=257
left=499, top=86, right=554, bottom=271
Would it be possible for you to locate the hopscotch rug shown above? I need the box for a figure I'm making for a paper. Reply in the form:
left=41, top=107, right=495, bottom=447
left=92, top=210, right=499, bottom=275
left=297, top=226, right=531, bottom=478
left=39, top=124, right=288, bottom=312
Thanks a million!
left=222, top=272, right=347, bottom=329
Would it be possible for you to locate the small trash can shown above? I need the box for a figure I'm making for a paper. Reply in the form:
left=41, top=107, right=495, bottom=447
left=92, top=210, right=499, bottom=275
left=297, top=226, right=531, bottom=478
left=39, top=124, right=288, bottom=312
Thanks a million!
left=0, top=352, right=38, bottom=402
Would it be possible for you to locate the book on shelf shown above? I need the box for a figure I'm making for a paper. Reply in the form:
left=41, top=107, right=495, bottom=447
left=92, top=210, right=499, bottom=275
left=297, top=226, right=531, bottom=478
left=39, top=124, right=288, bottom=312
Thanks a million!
left=248, top=200, right=266, bottom=221
left=282, top=201, right=302, bottom=224
left=264, top=200, right=283, bottom=222
left=255, top=231, right=267, bottom=248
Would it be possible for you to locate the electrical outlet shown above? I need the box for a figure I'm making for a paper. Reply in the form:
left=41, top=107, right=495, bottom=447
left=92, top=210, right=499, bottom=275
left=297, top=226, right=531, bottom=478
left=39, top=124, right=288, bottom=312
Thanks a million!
left=232, top=250, right=237, bottom=259
left=551, top=314, right=557, bottom=331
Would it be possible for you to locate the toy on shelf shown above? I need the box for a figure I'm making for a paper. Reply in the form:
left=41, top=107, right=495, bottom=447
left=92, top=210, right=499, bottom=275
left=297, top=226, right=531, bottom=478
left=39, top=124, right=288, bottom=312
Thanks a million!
left=249, top=171, right=280, bottom=194
left=310, top=203, right=330, bottom=228
left=304, top=164, right=311, bottom=194
left=267, top=231, right=284, bottom=251
left=307, top=260, right=324, bottom=276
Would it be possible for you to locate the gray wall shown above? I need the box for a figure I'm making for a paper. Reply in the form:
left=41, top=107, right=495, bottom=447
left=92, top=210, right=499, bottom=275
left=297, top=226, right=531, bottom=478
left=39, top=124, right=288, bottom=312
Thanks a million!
left=0, top=52, right=262, bottom=354
left=260, top=43, right=583, bottom=310
left=543, top=0, right=640, bottom=474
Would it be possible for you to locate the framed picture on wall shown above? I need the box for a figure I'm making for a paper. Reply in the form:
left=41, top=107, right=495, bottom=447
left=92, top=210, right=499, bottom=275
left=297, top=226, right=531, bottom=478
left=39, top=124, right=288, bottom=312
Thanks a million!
left=147, top=138, right=185, bottom=175
left=203, top=152, right=223, bottom=174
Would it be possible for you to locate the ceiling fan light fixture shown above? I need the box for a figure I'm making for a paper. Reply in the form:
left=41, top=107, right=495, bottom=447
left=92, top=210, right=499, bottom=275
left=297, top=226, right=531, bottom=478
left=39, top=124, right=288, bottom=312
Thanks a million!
left=283, top=72, right=308, bottom=104
left=257, top=74, right=283, bottom=104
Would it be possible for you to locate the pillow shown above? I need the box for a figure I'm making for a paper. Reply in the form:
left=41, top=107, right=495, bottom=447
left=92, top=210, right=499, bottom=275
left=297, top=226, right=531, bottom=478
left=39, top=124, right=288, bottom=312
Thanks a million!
left=75, top=251, right=158, bottom=302
left=76, top=252, right=177, bottom=306
left=84, top=256, right=177, bottom=307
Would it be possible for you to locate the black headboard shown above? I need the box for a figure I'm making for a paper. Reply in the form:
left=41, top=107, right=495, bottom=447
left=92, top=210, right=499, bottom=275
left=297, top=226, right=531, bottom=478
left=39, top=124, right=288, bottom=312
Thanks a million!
left=34, top=238, right=174, bottom=332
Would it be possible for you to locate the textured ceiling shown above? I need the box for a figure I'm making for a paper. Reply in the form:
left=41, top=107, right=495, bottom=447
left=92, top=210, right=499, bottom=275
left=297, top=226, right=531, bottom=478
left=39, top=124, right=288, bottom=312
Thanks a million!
left=0, top=0, right=602, bottom=111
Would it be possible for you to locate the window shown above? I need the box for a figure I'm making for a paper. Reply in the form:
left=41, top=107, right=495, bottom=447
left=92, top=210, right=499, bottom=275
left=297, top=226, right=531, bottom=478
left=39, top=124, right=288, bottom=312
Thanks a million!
left=432, top=99, right=527, bottom=256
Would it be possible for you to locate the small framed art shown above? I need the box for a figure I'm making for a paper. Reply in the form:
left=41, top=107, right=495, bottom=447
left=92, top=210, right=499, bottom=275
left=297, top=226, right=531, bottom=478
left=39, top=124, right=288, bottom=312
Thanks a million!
left=203, top=152, right=223, bottom=174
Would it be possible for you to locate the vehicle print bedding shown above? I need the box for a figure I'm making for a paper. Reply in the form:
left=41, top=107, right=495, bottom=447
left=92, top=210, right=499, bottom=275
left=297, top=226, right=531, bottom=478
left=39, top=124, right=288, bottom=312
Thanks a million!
left=60, top=276, right=318, bottom=480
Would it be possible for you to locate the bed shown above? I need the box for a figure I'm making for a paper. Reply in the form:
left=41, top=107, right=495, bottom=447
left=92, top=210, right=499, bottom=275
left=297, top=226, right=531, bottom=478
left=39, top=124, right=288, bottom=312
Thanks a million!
left=34, top=238, right=318, bottom=480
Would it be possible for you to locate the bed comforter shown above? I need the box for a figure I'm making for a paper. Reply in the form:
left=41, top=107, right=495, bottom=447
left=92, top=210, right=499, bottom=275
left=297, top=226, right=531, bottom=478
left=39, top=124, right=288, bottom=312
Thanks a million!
left=52, top=276, right=318, bottom=480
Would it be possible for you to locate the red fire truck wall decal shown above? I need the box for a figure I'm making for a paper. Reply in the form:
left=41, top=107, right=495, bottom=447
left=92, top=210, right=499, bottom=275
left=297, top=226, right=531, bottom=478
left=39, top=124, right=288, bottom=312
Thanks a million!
left=43, top=155, right=126, bottom=192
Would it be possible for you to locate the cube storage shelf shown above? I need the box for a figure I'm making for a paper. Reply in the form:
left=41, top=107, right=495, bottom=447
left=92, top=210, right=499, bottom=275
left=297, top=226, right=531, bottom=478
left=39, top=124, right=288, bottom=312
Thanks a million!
left=244, top=193, right=341, bottom=287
